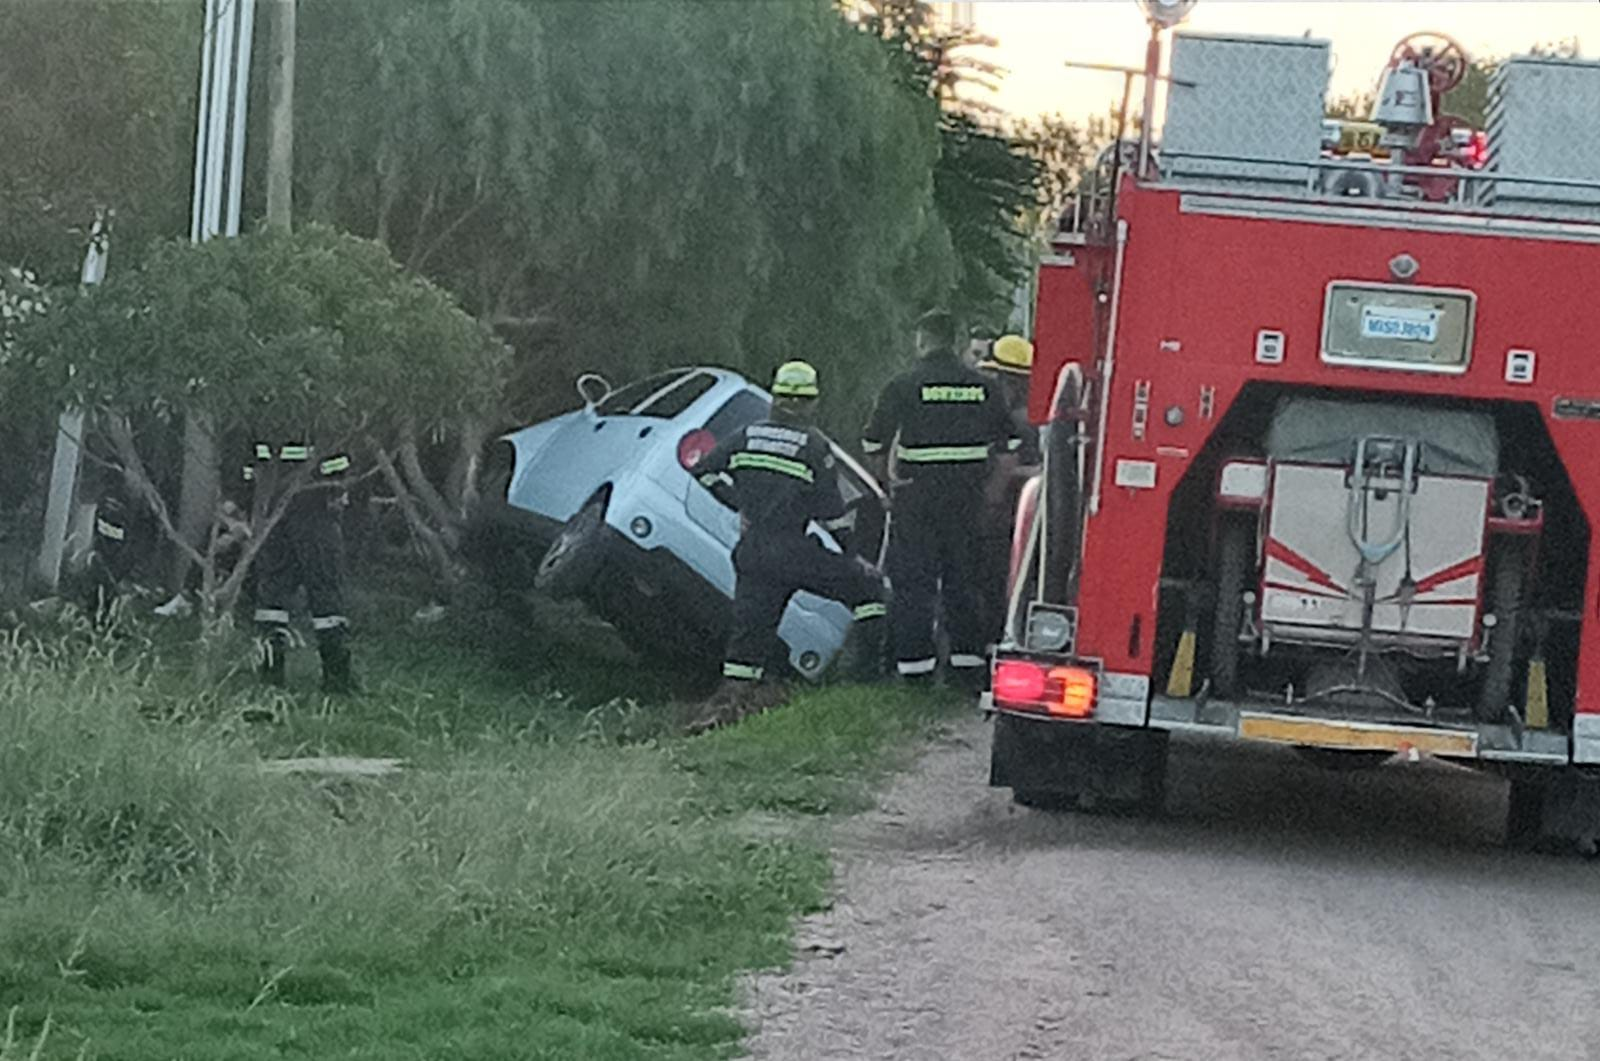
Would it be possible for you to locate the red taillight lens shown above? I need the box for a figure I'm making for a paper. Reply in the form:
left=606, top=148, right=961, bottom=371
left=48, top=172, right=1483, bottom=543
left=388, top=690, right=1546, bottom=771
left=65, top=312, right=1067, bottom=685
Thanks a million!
left=992, top=659, right=1096, bottom=719
left=678, top=429, right=716, bottom=470
left=993, top=659, right=1047, bottom=704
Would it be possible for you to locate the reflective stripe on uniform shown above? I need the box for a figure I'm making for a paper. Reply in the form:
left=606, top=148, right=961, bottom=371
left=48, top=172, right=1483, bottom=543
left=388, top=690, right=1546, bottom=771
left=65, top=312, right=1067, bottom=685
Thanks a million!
left=919, top=384, right=986, bottom=403
left=95, top=519, right=125, bottom=542
left=255, top=443, right=273, bottom=460
left=319, top=455, right=351, bottom=476
left=860, top=439, right=885, bottom=455
left=254, top=608, right=291, bottom=624
left=894, top=443, right=991, bottom=463
left=897, top=657, right=937, bottom=676
left=1005, top=437, right=1023, bottom=452
left=723, top=661, right=764, bottom=681
left=949, top=653, right=986, bottom=670
left=242, top=465, right=255, bottom=482
left=729, top=452, right=814, bottom=482
left=852, top=602, right=887, bottom=621
left=311, top=615, right=350, bottom=631
left=279, top=445, right=311, bottom=461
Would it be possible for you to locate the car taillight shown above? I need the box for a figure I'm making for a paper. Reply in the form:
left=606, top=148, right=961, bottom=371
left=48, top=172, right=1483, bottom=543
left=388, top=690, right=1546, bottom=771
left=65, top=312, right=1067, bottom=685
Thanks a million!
left=992, top=659, right=1096, bottom=719
left=678, top=428, right=716, bottom=470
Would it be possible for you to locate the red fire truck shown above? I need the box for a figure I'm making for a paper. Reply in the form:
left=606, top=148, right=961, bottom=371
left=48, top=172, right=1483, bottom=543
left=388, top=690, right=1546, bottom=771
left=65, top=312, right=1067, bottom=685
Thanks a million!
left=988, top=24, right=1600, bottom=849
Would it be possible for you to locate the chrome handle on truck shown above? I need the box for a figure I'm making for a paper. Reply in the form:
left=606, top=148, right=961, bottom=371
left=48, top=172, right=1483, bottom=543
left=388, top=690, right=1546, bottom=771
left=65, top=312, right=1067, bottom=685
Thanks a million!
left=1346, top=436, right=1418, bottom=568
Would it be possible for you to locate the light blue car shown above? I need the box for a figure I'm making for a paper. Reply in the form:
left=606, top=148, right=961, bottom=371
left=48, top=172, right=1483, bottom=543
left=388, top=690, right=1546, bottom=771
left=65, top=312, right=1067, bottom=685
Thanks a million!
left=473, top=367, right=887, bottom=678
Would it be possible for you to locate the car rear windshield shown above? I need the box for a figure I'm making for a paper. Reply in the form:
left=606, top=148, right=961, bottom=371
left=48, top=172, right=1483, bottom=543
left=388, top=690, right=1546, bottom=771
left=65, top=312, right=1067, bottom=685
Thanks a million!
left=703, top=389, right=770, bottom=440
left=636, top=372, right=717, bottom=419
left=593, top=369, right=691, bottom=417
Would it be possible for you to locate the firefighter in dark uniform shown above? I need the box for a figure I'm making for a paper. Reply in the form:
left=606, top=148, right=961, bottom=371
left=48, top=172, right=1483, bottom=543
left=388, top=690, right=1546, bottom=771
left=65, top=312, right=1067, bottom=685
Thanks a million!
left=862, top=311, right=1023, bottom=688
left=976, top=334, right=1042, bottom=648
left=84, top=470, right=143, bottom=626
left=249, top=440, right=357, bottom=693
left=688, top=361, right=888, bottom=732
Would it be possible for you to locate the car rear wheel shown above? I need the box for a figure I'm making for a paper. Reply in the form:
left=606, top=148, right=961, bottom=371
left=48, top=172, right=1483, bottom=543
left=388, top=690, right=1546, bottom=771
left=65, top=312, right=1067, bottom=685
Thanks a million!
left=535, top=495, right=609, bottom=600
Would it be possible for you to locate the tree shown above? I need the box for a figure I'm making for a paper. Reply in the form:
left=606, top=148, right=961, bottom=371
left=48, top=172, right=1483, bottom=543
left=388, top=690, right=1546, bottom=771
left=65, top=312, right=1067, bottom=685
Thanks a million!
left=852, top=0, right=1043, bottom=334
left=289, top=0, right=957, bottom=558
left=0, top=265, right=50, bottom=361
left=1013, top=112, right=1093, bottom=232
left=12, top=226, right=508, bottom=656
left=0, top=0, right=200, bottom=280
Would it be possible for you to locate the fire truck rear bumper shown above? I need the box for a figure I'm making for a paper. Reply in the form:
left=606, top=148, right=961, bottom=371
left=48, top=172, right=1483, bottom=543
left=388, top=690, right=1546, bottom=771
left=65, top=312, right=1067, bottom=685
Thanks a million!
left=1147, top=694, right=1571, bottom=765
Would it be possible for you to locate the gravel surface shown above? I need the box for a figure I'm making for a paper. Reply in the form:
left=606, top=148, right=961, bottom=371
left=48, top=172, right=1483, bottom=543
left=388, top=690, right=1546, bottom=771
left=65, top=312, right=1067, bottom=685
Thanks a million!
left=743, top=715, right=1600, bottom=1060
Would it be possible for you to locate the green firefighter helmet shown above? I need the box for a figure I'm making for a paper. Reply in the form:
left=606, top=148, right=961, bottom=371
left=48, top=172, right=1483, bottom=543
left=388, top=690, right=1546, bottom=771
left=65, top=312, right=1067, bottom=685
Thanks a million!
left=771, top=360, right=820, bottom=399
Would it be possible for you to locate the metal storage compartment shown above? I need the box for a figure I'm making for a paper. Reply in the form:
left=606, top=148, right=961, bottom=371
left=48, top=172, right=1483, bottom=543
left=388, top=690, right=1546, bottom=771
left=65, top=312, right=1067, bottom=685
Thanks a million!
left=1161, top=31, right=1331, bottom=197
left=1484, top=55, right=1600, bottom=221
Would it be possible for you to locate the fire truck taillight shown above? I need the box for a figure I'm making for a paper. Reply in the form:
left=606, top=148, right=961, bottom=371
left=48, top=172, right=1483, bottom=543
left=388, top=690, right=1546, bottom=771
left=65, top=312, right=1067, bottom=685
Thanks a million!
left=992, top=660, right=1097, bottom=719
left=1049, top=667, right=1097, bottom=718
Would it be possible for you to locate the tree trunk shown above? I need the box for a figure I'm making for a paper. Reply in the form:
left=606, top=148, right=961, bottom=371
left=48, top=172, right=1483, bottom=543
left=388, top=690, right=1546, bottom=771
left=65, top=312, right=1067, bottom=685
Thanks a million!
left=398, top=433, right=460, bottom=548
left=373, top=445, right=461, bottom=599
left=169, top=415, right=220, bottom=597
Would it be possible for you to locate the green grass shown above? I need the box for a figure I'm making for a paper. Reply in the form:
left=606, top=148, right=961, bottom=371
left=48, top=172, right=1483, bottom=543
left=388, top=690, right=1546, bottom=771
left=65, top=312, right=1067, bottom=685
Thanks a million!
left=0, top=590, right=960, bottom=1060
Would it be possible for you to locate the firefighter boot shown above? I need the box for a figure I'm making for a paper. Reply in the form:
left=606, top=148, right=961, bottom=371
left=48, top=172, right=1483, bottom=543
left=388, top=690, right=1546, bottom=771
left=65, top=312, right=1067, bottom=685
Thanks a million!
left=687, top=682, right=751, bottom=735
left=257, top=625, right=289, bottom=688
left=687, top=680, right=789, bottom=735
left=835, top=619, right=888, bottom=683
left=317, top=627, right=358, bottom=695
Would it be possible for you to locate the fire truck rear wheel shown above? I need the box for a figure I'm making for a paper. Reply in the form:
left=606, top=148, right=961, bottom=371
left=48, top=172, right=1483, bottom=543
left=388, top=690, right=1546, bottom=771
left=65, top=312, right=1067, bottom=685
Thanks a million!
left=1504, top=773, right=1548, bottom=850
left=1477, top=539, right=1527, bottom=724
left=1208, top=515, right=1254, bottom=700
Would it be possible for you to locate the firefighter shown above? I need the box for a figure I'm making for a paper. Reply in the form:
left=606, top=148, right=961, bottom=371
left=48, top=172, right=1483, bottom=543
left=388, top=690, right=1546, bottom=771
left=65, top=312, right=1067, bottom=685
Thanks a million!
left=862, top=310, right=1024, bottom=688
left=82, top=468, right=143, bottom=627
left=688, top=360, right=888, bottom=733
left=976, top=334, right=1042, bottom=648
left=250, top=440, right=357, bottom=694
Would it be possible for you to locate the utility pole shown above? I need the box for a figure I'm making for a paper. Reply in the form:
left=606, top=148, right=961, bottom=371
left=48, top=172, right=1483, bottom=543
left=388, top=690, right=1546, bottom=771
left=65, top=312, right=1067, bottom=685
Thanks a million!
left=33, top=216, right=110, bottom=592
left=264, top=0, right=295, bottom=230
left=165, top=0, right=257, bottom=610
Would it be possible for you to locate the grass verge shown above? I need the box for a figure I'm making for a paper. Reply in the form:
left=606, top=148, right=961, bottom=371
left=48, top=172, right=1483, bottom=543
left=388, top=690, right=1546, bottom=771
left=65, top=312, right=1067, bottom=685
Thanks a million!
left=0, top=599, right=960, bottom=1060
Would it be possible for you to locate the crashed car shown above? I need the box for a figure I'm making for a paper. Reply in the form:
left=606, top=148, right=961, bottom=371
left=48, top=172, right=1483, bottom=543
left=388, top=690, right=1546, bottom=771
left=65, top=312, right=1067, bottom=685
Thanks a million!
left=473, top=367, right=887, bottom=677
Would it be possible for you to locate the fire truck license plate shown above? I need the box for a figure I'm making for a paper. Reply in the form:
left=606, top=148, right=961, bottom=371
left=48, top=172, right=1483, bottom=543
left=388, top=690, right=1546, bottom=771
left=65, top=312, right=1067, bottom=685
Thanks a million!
left=1360, top=305, right=1440, bottom=343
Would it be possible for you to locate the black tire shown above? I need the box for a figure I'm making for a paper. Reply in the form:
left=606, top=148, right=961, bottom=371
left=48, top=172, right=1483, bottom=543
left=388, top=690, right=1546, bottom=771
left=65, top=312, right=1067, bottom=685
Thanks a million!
left=1478, top=539, right=1527, bottom=724
left=1208, top=515, right=1254, bottom=700
left=1092, top=728, right=1168, bottom=816
left=535, top=495, right=609, bottom=600
left=1505, top=774, right=1548, bottom=850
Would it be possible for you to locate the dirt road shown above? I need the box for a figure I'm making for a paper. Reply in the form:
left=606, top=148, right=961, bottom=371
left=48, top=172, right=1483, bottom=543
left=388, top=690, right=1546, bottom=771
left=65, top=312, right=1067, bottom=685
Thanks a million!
left=743, top=716, right=1600, bottom=1060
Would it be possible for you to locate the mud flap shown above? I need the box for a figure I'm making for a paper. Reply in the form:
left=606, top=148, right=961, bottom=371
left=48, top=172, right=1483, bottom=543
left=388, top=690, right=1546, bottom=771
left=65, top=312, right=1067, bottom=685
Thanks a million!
left=991, top=713, right=1167, bottom=812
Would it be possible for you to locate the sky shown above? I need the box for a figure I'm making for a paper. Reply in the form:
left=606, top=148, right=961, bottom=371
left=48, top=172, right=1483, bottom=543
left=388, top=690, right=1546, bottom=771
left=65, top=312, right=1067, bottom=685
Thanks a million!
left=969, top=1, right=1600, bottom=120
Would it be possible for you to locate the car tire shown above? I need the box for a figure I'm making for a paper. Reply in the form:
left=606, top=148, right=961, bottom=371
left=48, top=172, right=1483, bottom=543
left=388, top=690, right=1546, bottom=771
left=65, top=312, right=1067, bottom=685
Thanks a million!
left=535, top=495, right=609, bottom=600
